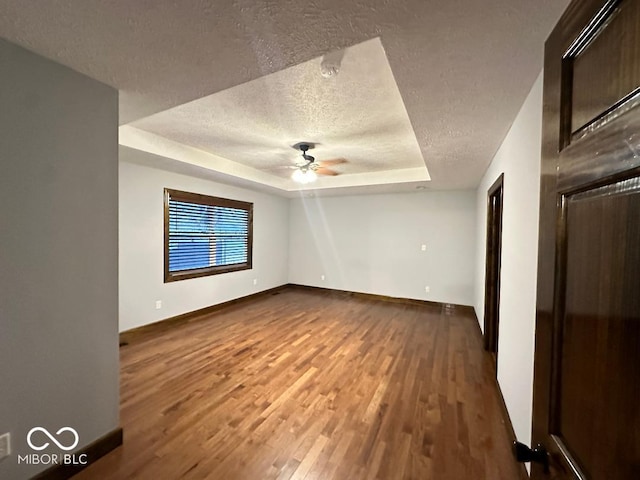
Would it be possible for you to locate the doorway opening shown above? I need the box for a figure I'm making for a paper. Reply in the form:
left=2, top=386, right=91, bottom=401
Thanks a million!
left=484, top=173, right=504, bottom=371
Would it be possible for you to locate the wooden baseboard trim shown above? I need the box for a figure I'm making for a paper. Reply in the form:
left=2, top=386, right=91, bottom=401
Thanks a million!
left=469, top=311, right=529, bottom=479
left=31, top=427, right=123, bottom=480
left=286, top=283, right=475, bottom=313
left=120, top=284, right=288, bottom=345
left=493, top=377, right=530, bottom=480
left=120, top=283, right=475, bottom=346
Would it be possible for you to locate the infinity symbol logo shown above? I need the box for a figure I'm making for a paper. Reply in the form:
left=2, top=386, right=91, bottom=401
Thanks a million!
left=27, top=427, right=79, bottom=451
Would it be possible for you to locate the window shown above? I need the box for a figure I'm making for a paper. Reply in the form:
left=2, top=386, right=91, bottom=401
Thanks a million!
left=164, top=188, right=253, bottom=282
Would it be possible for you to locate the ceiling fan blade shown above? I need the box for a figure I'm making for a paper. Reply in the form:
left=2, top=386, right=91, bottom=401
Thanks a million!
left=318, top=158, right=347, bottom=166
left=316, top=167, right=339, bottom=176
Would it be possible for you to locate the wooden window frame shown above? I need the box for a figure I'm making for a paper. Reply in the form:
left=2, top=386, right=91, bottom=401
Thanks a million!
left=164, top=188, right=253, bottom=283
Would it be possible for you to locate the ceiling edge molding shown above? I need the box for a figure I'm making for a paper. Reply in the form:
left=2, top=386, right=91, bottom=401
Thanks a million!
left=119, top=126, right=291, bottom=190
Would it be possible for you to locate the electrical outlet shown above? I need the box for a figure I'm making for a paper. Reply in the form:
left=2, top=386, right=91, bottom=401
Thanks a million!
left=155, top=300, right=162, bottom=310
left=425, top=286, right=430, bottom=293
left=421, top=244, right=427, bottom=251
left=321, top=275, right=325, bottom=281
left=253, top=278, right=258, bottom=286
left=0, top=432, right=10, bottom=460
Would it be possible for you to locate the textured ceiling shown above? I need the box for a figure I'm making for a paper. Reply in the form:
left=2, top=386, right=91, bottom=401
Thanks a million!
left=0, top=0, right=570, bottom=194
left=130, top=37, right=428, bottom=183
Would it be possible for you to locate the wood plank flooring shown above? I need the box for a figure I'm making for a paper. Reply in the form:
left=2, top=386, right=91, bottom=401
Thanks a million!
left=75, top=287, right=524, bottom=479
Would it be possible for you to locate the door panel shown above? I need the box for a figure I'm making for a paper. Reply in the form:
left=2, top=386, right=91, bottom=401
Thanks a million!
left=552, top=177, right=640, bottom=478
left=533, top=0, right=640, bottom=478
left=570, top=0, right=640, bottom=134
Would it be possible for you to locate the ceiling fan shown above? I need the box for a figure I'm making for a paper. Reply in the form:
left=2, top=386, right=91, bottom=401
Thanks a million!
left=289, top=142, right=346, bottom=184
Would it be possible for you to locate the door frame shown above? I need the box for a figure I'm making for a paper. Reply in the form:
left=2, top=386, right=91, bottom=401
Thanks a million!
left=484, top=173, right=504, bottom=368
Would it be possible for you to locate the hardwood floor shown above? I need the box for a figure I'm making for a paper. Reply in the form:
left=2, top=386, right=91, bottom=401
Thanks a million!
left=75, top=287, right=524, bottom=479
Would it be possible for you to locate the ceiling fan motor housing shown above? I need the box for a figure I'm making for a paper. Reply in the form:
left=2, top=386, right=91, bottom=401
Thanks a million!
left=294, top=142, right=315, bottom=163
left=293, top=141, right=314, bottom=152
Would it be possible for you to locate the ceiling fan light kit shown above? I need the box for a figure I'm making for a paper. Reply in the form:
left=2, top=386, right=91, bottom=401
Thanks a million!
left=292, top=168, right=318, bottom=184
left=292, top=142, right=317, bottom=184
left=288, top=142, right=344, bottom=184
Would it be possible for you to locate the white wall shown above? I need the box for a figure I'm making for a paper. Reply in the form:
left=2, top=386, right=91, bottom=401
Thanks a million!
left=0, top=39, right=119, bottom=479
left=289, top=191, right=476, bottom=305
left=474, top=71, right=543, bottom=450
left=119, top=148, right=289, bottom=332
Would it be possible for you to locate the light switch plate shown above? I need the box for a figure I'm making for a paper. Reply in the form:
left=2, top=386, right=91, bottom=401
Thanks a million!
left=0, top=433, right=10, bottom=460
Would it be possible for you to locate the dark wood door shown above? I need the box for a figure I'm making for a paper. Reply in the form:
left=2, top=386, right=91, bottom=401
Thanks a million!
left=484, top=174, right=504, bottom=369
left=532, top=0, right=640, bottom=478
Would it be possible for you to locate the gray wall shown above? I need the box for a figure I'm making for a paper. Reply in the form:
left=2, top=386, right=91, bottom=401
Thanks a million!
left=0, top=39, right=119, bottom=479
left=474, top=72, right=543, bottom=455
left=119, top=150, right=289, bottom=332
left=289, top=191, right=476, bottom=306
